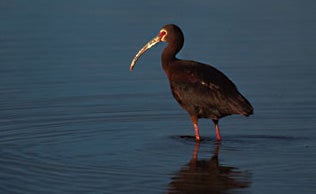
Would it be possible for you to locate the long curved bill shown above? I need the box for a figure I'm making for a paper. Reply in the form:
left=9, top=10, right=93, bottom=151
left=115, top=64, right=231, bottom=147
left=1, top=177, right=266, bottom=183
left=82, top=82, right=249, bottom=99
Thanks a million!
left=130, top=35, right=161, bottom=71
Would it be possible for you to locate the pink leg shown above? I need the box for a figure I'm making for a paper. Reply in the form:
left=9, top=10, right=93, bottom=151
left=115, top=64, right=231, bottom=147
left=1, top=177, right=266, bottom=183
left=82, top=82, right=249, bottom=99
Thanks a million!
left=193, top=123, right=200, bottom=141
left=191, top=116, right=200, bottom=141
left=213, top=120, right=221, bottom=141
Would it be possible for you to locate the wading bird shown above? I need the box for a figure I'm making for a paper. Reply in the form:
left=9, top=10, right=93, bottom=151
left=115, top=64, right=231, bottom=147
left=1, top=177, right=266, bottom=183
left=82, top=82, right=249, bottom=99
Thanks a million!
left=130, top=24, right=253, bottom=141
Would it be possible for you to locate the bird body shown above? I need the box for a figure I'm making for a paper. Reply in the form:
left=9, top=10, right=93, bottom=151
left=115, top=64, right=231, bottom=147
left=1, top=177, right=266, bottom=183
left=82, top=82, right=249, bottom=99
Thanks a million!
left=130, top=24, right=253, bottom=141
left=167, top=60, right=253, bottom=120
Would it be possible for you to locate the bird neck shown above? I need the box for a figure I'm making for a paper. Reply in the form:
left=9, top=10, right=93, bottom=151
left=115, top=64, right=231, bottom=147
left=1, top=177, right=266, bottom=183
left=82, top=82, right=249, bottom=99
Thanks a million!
left=161, top=42, right=182, bottom=72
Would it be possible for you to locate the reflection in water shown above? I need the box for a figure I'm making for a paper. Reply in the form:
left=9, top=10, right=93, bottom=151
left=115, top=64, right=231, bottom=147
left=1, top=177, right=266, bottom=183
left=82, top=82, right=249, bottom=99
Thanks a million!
left=168, top=142, right=251, bottom=194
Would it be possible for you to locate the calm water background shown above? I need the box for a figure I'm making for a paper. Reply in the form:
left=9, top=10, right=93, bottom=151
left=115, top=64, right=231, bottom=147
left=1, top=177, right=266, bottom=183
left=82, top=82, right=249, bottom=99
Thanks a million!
left=1, top=0, right=316, bottom=193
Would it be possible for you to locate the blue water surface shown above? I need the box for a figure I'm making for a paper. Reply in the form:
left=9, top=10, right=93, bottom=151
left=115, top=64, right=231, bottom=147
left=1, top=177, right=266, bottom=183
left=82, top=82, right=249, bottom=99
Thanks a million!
left=0, top=0, right=316, bottom=193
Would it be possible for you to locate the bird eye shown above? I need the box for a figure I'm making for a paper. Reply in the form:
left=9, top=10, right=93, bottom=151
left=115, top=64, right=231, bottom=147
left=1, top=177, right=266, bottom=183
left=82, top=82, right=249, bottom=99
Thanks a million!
left=159, top=30, right=167, bottom=39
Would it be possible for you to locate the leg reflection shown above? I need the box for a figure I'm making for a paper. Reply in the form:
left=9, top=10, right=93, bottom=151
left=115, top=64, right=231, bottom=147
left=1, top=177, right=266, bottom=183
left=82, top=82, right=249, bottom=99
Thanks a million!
left=168, top=142, right=251, bottom=194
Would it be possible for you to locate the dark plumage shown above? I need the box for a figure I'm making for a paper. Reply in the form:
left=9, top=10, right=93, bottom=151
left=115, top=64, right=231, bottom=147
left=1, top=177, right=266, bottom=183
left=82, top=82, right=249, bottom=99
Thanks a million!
left=130, top=24, right=253, bottom=141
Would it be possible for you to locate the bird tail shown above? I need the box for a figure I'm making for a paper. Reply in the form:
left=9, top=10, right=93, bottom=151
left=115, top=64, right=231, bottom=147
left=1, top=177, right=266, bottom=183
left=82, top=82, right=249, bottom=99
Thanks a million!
left=230, top=94, right=253, bottom=116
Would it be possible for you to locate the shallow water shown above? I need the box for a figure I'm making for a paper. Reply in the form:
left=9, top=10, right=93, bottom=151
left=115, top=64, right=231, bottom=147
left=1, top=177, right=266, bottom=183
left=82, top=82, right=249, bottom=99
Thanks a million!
left=1, top=0, right=316, bottom=193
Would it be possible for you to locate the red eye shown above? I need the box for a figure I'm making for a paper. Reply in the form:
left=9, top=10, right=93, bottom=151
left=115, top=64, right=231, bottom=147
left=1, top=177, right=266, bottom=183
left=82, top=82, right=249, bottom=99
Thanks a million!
left=159, top=31, right=166, bottom=39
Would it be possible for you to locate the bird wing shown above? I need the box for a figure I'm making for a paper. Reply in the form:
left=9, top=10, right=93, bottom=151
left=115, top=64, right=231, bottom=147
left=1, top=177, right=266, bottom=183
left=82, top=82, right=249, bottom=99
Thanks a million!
left=169, top=60, right=253, bottom=118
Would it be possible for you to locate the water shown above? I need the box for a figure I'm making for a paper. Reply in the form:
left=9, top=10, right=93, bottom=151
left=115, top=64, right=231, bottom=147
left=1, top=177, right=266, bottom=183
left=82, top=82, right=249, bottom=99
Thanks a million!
left=1, top=0, right=316, bottom=193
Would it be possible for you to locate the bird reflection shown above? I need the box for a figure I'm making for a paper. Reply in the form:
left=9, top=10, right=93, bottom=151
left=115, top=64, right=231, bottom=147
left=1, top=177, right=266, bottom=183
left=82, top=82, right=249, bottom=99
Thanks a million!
left=168, top=142, right=251, bottom=194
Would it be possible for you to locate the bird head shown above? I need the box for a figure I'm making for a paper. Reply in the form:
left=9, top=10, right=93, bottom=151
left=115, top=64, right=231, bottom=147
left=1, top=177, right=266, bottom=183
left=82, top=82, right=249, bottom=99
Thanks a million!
left=129, top=24, right=183, bottom=71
